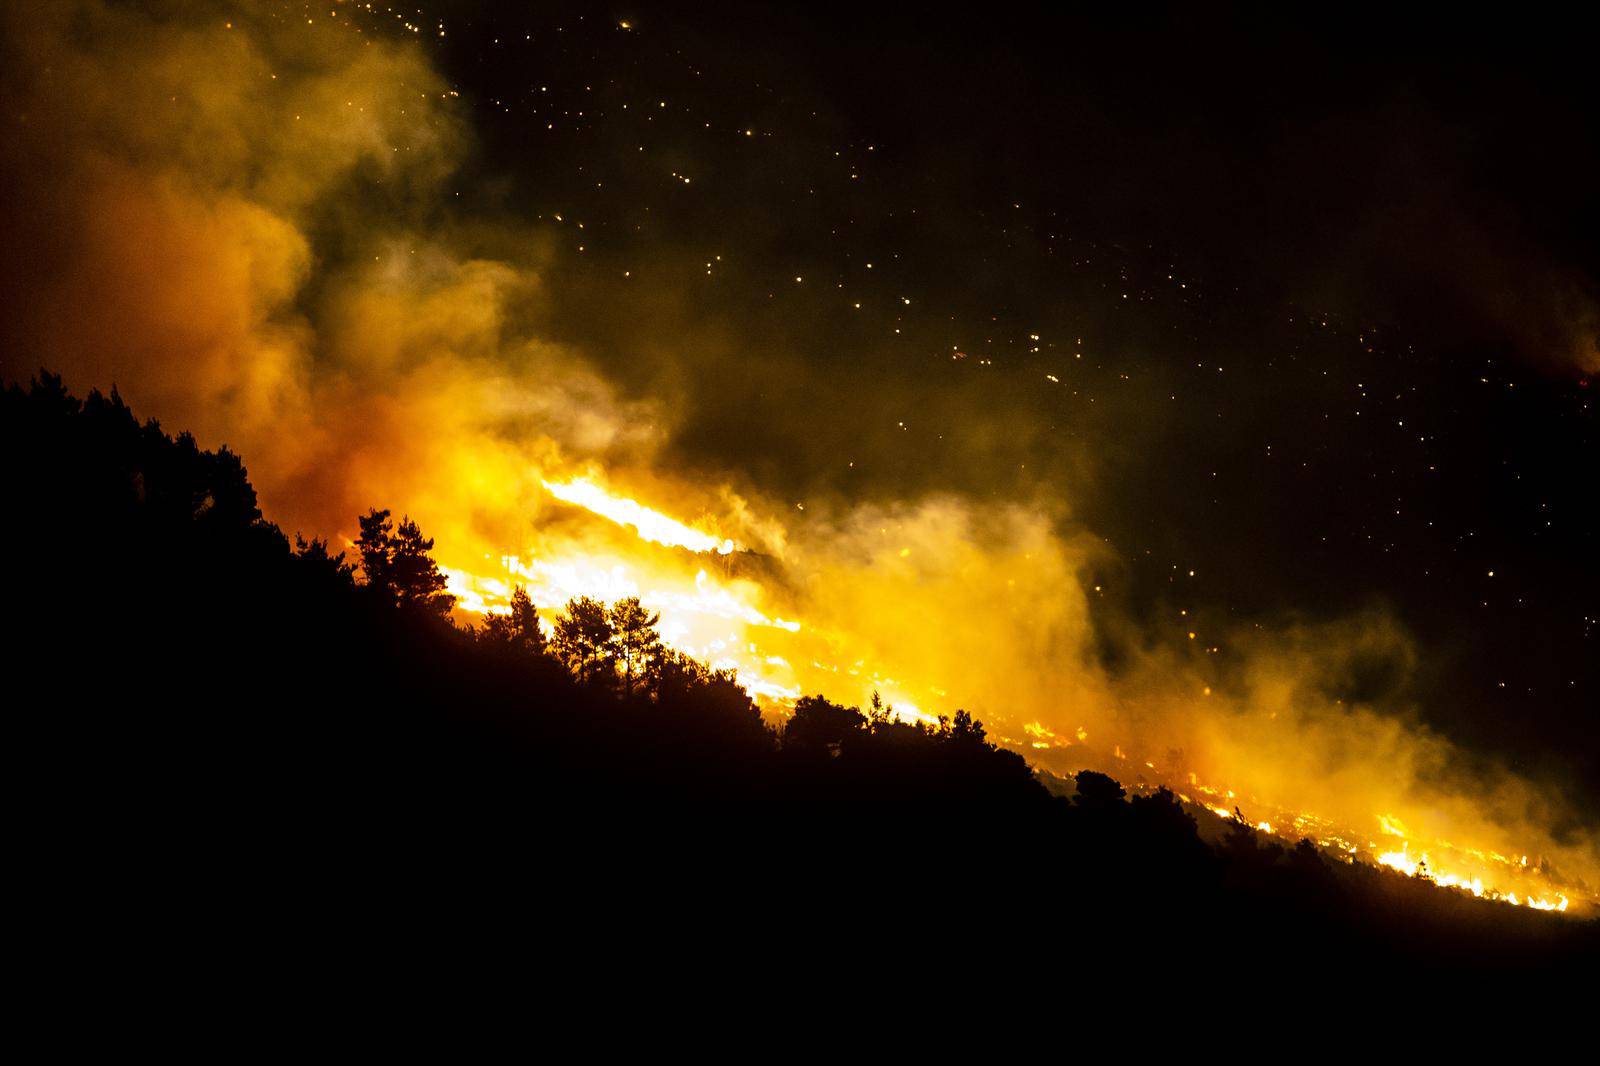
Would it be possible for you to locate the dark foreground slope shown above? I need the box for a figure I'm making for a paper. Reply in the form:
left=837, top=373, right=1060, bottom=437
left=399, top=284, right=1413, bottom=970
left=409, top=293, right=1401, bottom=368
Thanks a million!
left=4, top=373, right=1595, bottom=981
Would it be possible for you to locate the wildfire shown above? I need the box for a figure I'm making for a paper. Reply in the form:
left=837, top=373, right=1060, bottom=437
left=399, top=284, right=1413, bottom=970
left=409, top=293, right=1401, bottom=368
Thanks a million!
left=1373, top=833, right=1568, bottom=911
left=441, top=472, right=1590, bottom=915
left=440, top=475, right=814, bottom=704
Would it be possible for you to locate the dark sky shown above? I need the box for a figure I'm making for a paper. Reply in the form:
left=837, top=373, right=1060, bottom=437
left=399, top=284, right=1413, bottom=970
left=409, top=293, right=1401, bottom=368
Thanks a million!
left=410, top=2, right=1597, bottom=796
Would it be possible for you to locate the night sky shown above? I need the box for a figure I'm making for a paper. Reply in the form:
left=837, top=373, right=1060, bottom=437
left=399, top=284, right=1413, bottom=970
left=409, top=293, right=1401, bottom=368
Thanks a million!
left=429, top=2, right=1599, bottom=793
left=1, top=2, right=1595, bottom=870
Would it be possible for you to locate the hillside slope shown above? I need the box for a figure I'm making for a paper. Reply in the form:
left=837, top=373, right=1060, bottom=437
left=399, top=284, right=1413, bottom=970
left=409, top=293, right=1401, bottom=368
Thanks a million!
left=4, top=372, right=1594, bottom=974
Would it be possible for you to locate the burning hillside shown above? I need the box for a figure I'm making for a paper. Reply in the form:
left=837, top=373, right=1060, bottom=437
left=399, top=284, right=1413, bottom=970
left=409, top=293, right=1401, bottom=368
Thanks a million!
left=2, top=2, right=1594, bottom=935
left=438, top=471, right=1591, bottom=913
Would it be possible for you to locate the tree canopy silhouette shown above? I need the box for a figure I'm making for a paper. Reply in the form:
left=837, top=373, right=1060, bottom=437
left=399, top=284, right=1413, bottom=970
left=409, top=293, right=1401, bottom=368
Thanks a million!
left=355, top=508, right=455, bottom=616
left=552, top=595, right=615, bottom=686
left=607, top=597, right=662, bottom=693
left=481, top=585, right=546, bottom=655
left=784, top=695, right=866, bottom=753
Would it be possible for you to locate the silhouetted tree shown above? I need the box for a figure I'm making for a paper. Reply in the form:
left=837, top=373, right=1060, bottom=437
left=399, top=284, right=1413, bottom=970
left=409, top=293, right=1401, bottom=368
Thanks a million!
left=355, top=509, right=455, bottom=616
left=647, top=648, right=708, bottom=703
left=784, top=695, right=866, bottom=753
left=608, top=596, right=661, bottom=693
left=482, top=585, right=546, bottom=655
left=939, top=709, right=988, bottom=748
left=687, top=668, right=766, bottom=744
left=1219, top=809, right=1266, bottom=864
left=1127, top=787, right=1211, bottom=870
left=649, top=649, right=767, bottom=743
left=1073, top=770, right=1127, bottom=810
left=553, top=595, right=615, bottom=686
left=1289, top=838, right=1328, bottom=878
left=866, top=690, right=892, bottom=727
left=1128, top=786, right=1198, bottom=837
left=295, top=534, right=355, bottom=583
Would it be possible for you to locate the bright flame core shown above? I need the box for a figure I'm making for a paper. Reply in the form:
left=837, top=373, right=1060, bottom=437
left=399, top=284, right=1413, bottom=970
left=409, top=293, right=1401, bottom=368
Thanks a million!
left=543, top=477, right=736, bottom=555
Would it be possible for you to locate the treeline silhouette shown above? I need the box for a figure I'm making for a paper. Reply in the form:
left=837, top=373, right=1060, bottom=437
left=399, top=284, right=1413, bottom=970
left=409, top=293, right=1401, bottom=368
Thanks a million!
left=4, top=372, right=1594, bottom=973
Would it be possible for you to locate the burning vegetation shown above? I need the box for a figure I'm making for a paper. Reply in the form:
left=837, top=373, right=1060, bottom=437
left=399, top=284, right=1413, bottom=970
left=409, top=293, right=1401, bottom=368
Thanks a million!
left=435, top=468, right=1589, bottom=914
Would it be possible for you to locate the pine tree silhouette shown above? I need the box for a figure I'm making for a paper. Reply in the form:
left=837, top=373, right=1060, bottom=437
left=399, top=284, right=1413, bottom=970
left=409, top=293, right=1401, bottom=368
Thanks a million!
left=355, top=508, right=455, bottom=616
